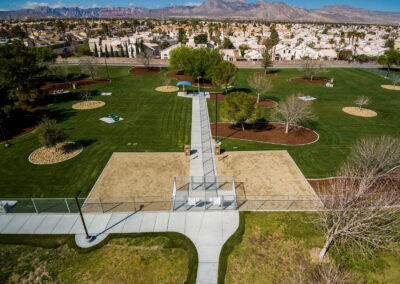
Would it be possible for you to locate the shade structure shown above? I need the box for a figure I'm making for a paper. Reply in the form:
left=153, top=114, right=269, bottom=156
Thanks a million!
left=176, top=81, right=192, bottom=87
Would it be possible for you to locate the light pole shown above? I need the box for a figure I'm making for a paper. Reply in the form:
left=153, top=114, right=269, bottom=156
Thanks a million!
left=75, top=191, right=91, bottom=240
left=215, top=93, right=218, bottom=144
left=104, top=53, right=110, bottom=81
left=197, top=76, right=202, bottom=94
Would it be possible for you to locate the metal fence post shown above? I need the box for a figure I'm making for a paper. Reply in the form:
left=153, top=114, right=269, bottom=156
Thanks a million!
left=99, top=197, right=104, bottom=213
left=31, top=198, right=39, bottom=213
left=64, top=198, right=71, bottom=213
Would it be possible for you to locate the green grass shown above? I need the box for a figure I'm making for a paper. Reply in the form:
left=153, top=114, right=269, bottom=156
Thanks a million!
left=221, top=212, right=400, bottom=283
left=1, top=67, right=399, bottom=197
left=0, top=66, right=192, bottom=197
left=209, top=68, right=400, bottom=177
left=0, top=232, right=198, bottom=284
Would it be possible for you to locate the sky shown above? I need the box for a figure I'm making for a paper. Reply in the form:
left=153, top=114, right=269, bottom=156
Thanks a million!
left=1, top=0, right=400, bottom=12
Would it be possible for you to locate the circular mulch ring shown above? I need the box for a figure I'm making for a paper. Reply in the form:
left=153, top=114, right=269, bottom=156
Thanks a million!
left=72, top=101, right=105, bottom=110
left=166, top=70, right=214, bottom=88
left=29, top=142, right=83, bottom=165
left=211, top=122, right=318, bottom=145
left=208, top=93, right=277, bottom=108
left=129, top=66, right=161, bottom=75
left=256, top=72, right=277, bottom=77
left=342, top=107, right=377, bottom=117
left=155, top=86, right=179, bottom=92
left=291, top=77, right=329, bottom=85
left=381, top=85, right=400, bottom=91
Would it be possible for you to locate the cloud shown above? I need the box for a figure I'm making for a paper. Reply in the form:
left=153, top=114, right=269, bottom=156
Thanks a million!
left=20, top=1, right=49, bottom=9
left=88, top=4, right=103, bottom=8
left=182, top=2, right=201, bottom=6
left=50, top=1, right=64, bottom=8
left=128, top=3, right=135, bottom=6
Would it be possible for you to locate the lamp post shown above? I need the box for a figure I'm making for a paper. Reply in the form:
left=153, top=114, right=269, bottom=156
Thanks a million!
left=75, top=191, right=91, bottom=240
left=197, top=76, right=202, bottom=94
left=104, top=53, right=110, bottom=81
left=215, top=93, right=218, bottom=144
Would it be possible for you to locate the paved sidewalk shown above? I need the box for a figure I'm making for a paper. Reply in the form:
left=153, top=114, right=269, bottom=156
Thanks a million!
left=0, top=211, right=239, bottom=284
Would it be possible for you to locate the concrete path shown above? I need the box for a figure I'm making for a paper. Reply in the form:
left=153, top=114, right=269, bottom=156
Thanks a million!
left=0, top=211, right=239, bottom=283
left=190, top=94, right=217, bottom=178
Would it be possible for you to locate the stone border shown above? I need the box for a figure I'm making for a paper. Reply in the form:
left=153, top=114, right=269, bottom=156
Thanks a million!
left=28, top=142, right=83, bottom=165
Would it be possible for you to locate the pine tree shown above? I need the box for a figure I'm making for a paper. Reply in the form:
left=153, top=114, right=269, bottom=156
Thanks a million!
left=110, top=46, right=114, bottom=57
left=125, top=43, right=129, bottom=57
left=135, top=41, right=139, bottom=55
left=121, top=45, right=125, bottom=57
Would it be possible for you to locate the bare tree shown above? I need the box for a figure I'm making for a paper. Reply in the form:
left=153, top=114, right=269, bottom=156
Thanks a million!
left=392, top=76, right=400, bottom=87
left=164, top=76, right=171, bottom=86
left=80, top=57, right=99, bottom=80
left=301, top=59, right=326, bottom=81
left=79, top=90, right=91, bottom=101
left=316, top=136, right=400, bottom=260
left=137, top=49, right=154, bottom=71
left=311, top=263, right=352, bottom=284
left=247, top=74, right=273, bottom=103
left=271, top=93, right=317, bottom=134
left=354, top=96, right=370, bottom=110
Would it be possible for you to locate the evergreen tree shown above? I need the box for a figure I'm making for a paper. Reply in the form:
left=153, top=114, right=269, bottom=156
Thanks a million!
left=105, top=45, right=109, bottom=57
left=110, top=46, right=114, bottom=57
left=125, top=43, right=129, bottom=57
left=261, top=48, right=273, bottom=73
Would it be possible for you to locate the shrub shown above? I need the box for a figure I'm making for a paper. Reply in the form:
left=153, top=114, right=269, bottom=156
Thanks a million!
left=37, top=117, right=68, bottom=148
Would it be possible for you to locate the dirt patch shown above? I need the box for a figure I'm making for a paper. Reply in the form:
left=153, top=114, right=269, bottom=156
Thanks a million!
left=29, top=142, right=83, bottom=165
left=155, top=86, right=179, bottom=92
left=40, top=78, right=109, bottom=95
left=129, top=66, right=161, bottom=75
left=72, top=101, right=105, bottom=110
left=211, top=122, right=318, bottom=145
left=216, top=151, right=319, bottom=197
left=208, top=93, right=277, bottom=108
left=381, top=85, right=400, bottom=91
left=166, top=70, right=214, bottom=88
left=291, top=77, right=329, bottom=85
left=89, top=152, right=189, bottom=198
left=342, top=107, right=377, bottom=117
left=255, top=72, right=277, bottom=77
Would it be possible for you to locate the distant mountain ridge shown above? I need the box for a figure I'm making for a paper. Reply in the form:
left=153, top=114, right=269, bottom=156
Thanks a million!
left=1, top=0, right=399, bottom=25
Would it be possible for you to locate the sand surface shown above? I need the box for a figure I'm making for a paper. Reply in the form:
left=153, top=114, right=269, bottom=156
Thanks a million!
left=72, top=101, right=105, bottom=110
left=381, top=85, right=400, bottom=91
left=155, top=86, right=179, bottom=92
left=90, top=152, right=189, bottom=198
left=342, top=107, right=377, bottom=117
left=216, top=151, right=318, bottom=197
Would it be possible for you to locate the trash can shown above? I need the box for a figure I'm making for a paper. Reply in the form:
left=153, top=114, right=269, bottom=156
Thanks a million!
left=215, top=144, right=221, bottom=155
left=185, top=145, right=191, bottom=156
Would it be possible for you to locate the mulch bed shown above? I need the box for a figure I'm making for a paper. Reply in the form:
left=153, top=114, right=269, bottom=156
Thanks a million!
left=129, top=66, right=161, bottom=75
left=291, top=77, right=329, bottom=85
left=166, top=70, right=214, bottom=87
left=211, top=122, right=318, bottom=145
left=208, top=93, right=277, bottom=108
left=41, top=78, right=109, bottom=95
left=256, top=72, right=277, bottom=77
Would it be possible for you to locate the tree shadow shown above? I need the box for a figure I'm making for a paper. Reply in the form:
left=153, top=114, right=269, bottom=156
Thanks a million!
left=75, top=138, right=97, bottom=147
left=229, top=87, right=252, bottom=93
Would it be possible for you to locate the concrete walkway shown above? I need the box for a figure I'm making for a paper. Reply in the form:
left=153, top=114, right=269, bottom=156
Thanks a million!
left=190, top=94, right=217, bottom=178
left=0, top=211, right=239, bottom=283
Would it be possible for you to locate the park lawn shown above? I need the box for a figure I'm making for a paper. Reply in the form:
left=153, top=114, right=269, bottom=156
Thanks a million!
left=1, top=67, right=400, bottom=197
left=208, top=68, right=400, bottom=178
left=223, top=212, right=400, bottom=284
left=0, top=233, right=196, bottom=284
left=0, top=66, right=192, bottom=197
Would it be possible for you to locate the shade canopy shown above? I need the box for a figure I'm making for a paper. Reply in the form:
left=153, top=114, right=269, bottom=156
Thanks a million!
left=176, top=81, right=192, bottom=87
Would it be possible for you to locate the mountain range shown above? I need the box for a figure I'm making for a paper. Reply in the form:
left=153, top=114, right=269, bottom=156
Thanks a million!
left=1, top=0, right=400, bottom=25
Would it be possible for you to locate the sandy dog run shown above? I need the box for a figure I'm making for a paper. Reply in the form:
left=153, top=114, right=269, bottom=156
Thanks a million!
left=89, top=152, right=189, bottom=198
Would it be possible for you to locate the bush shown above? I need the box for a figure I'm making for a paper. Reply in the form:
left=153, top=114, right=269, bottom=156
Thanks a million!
left=37, top=117, right=68, bottom=148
